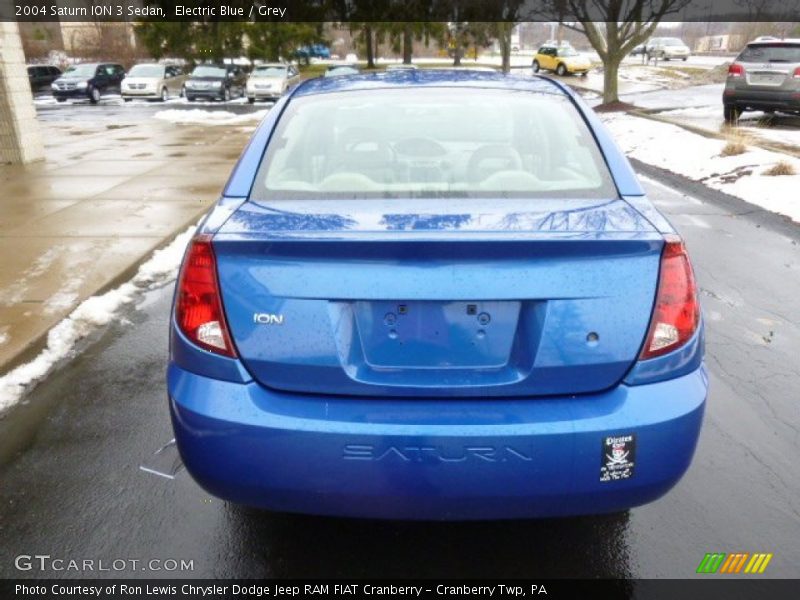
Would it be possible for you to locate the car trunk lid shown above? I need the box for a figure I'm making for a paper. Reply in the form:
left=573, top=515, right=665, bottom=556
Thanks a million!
left=213, top=198, right=663, bottom=397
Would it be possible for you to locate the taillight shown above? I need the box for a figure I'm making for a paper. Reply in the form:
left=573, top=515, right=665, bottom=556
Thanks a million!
left=793, top=66, right=800, bottom=79
left=175, top=234, right=236, bottom=357
left=728, top=63, right=745, bottom=78
left=639, top=236, right=700, bottom=360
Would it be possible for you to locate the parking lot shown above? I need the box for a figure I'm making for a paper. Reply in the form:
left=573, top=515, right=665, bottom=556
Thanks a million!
left=1, top=87, right=799, bottom=578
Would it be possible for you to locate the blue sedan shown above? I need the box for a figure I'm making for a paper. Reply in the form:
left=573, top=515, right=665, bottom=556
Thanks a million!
left=168, top=71, right=706, bottom=520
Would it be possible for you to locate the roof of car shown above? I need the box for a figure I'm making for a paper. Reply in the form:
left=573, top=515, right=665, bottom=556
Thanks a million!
left=294, top=70, right=568, bottom=97
left=747, top=38, right=800, bottom=45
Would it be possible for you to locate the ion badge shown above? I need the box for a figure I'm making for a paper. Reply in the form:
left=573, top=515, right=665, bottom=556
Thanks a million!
left=600, top=434, right=636, bottom=482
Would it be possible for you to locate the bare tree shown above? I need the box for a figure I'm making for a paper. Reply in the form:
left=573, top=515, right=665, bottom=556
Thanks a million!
left=555, top=0, right=691, bottom=104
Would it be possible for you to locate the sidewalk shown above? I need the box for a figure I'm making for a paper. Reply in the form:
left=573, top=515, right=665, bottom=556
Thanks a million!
left=0, top=111, right=253, bottom=374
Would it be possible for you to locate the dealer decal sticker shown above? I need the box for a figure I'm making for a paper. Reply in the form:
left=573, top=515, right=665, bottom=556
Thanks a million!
left=600, top=434, right=636, bottom=482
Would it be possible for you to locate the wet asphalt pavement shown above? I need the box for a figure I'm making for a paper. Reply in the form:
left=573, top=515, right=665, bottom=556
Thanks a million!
left=1, top=106, right=800, bottom=580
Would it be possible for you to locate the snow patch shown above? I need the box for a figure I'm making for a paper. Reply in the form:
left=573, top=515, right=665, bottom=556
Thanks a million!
left=0, top=227, right=196, bottom=414
left=601, top=113, right=800, bottom=224
left=154, top=109, right=268, bottom=126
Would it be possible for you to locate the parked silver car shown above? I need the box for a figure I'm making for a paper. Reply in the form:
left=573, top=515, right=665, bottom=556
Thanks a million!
left=121, top=64, right=186, bottom=102
left=647, top=37, right=691, bottom=61
left=723, top=39, right=800, bottom=122
left=246, top=63, right=299, bottom=103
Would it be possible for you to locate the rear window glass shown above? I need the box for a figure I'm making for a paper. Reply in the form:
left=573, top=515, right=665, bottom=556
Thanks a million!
left=192, top=66, right=226, bottom=77
left=739, top=44, right=800, bottom=62
left=64, top=64, right=96, bottom=77
left=254, top=66, right=287, bottom=78
left=251, top=88, right=616, bottom=200
left=128, top=64, right=164, bottom=77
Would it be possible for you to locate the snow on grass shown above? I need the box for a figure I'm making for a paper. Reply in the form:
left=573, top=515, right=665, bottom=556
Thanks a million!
left=659, top=105, right=723, bottom=119
left=601, top=113, right=800, bottom=223
left=154, top=108, right=268, bottom=126
left=0, top=226, right=196, bottom=414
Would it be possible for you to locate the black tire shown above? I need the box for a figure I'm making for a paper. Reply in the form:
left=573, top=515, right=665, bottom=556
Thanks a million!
left=223, top=88, right=231, bottom=102
left=89, top=87, right=100, bottom=104
left=682, top=57, right=688, bottom=61
left=160, top=87, right=168, bottom=102
left=186, top=95, right=196, bottom=102
left=56, top=98, right=66, bottom=103
left=180, top=85, right=185, bottom=98
left=247, top=97, right=255, bottom=104
left=532, top=60, right=540, bottom=73
left=122, top=97, right=131, bottom=102
left=723, top=105, right=741, bottom=124
left=556, top=63, right=567, bottom=76
left=661, top=52, right=668, bottom=61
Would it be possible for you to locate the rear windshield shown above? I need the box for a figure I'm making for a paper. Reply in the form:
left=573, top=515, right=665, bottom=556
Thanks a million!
left=192, top=66, right=226, bottom=77
left=253, top=66, right=287, bottom=78
left=739, top=43, right=800, bottom=63
left=128, top=64, right=164, bottom=77
left=325, top=66, right=359, bottom=76
left=251, top=88, right=616, bottom=200
left=64, top=64, right=96, bottom=77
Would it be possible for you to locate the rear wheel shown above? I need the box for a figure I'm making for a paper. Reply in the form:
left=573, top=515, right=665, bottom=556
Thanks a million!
left=56, top=98, right=66, bottom=103
left=186, top=95, right=195, bottom=102
left=223, top=88, right=231, bottom=102
left=248, top=97, right=255, bottom=104
left=89, top=87, right=100, bottom=104
left=556, top=63, right=567, bottom=76
left=724, top=105, right=741, bottom=124
left=532, top=60, right=540, bottom=73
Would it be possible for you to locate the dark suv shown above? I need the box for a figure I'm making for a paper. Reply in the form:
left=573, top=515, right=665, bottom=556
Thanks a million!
left=184, top=64, right=247, bottom=102
left=51, top=63, right=125, bottom=104
left=27, top=65, right=62, bottom=93
left=723, top=39, right=800, bottom=122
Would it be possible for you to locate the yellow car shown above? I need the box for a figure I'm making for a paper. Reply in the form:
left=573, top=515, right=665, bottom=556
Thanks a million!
left=532, top=45, right=591, bottom=76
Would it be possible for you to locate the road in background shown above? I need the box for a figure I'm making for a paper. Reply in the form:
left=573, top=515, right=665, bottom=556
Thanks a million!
left=1, top=175, right=798, bottom=579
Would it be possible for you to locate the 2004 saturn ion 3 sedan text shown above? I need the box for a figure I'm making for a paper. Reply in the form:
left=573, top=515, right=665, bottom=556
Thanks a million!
left=168, top=71, right=706, bottom=520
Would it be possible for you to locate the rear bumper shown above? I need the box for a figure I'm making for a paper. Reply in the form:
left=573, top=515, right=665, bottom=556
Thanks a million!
left=121, top=90, right=160, bottom=99
left=185, top=89, right=225, bottom=99
left=52, top=89, right=90, bottom=100
left=169, top=364, right=706, bottom=520
left=724, top=88, right=800, bottom=111
left=248, top=91, right=282, bottom=101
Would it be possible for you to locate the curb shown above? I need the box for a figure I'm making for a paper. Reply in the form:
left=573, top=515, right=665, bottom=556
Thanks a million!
left=0, top=208, right=204, bottom=378
left=624, top=108, right=800, bottom=160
